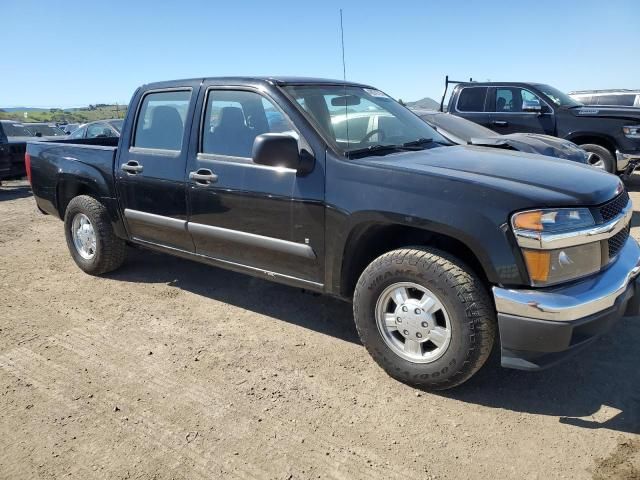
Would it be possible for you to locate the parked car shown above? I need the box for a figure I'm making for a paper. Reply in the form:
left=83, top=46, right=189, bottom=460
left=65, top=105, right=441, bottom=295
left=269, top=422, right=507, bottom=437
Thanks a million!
left=26, top=77, right=639, bottom=389
left=0, top=120, right=35, bottom=183
left=69, top=119, right=123, bottom=139
left=413, top=109, right=603, bottom=168
left=442, top=78, right=640, bottom=174
left=61, top=123, right=80, bottom=135
left=569, top=90, right=640, bottom=108
left=24, top=123, right=67, bottom=138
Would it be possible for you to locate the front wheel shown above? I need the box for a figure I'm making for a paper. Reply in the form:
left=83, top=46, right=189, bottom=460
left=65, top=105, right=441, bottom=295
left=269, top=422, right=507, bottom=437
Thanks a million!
left=580, top=144, right=615, bottom=173
left=353, top=247, right=496, bottom=390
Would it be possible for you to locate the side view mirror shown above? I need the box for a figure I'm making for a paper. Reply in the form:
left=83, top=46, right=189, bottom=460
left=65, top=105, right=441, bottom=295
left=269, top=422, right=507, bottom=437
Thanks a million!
left=522, top=99, right=542, bottom=113
left=252, top=133, right=314, bottom=175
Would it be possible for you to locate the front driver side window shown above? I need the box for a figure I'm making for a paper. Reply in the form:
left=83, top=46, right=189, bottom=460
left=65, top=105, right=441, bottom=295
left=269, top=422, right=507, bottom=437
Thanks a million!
left=201, top=90, right=296, bottom=158
left=521, top=89, right=543, bottom=108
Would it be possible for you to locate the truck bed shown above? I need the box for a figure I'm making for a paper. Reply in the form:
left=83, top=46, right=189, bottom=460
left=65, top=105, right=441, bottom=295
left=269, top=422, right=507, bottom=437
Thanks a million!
left=27, top=137, right=120, bottom=218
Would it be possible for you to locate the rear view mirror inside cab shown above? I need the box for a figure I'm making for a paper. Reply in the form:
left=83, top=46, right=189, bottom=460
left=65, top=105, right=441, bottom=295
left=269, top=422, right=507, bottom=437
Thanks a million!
left=331, top=95, right=361, bottom=107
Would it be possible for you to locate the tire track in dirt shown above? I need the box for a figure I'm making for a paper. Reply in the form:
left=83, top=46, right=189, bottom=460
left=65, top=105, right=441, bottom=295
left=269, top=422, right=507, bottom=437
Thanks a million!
left=1, top=286, right=419, bottom=479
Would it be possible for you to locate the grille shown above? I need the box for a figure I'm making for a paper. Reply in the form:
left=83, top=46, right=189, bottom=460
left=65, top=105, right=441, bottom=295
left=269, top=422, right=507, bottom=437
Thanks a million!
left=599, top=190, right=629, bottom=222
left=608, top=225, right=630, bottom=259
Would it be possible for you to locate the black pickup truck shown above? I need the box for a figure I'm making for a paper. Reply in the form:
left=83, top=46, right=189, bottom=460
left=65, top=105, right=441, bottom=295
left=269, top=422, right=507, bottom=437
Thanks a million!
left=443, top=79, right=640, bottom=174
left=0, top=120, right=33, bottom=183
left=26, top=77, right=640, bottom=389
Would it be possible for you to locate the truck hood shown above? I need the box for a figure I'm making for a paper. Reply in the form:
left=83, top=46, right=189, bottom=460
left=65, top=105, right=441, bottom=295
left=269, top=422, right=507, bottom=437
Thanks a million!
left=469, top=133, right=587, bottom=163
left=364, top=145, right=621, bottom=207
left=570, top=105, right=640, bottom=122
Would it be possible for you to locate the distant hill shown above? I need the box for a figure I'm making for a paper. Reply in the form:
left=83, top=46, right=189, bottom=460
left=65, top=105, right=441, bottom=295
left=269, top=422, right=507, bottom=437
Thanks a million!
left=1, top=107, right=49, bottom=112
left=405, top=97, right=440, bottom=110
left=0, top=104, right=127, bottom=123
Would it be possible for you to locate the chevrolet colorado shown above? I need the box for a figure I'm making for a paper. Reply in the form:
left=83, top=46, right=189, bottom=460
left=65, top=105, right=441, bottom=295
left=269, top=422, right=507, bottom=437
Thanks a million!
left=26, top=77, right=640, bottom=389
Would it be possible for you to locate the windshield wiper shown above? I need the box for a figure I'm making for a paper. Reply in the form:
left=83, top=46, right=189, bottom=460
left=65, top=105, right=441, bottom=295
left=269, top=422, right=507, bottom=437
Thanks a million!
left=402, top=137, right=434, bottom=147
left=403, top=137, right=450, bottom=148
left=345, top=144, right=406, bottom=159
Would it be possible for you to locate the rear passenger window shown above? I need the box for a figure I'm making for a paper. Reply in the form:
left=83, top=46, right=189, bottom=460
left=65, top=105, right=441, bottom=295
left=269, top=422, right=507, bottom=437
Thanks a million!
left=456, top=87, right=487, bottom=112
left=201, top=90, right=296, bottom=158
left=133, top=90, right=191, bottom=151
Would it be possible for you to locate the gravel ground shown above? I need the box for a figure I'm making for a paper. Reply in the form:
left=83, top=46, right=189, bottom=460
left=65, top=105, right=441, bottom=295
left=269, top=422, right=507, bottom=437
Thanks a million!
left=0, top=177, right=638, bottom=480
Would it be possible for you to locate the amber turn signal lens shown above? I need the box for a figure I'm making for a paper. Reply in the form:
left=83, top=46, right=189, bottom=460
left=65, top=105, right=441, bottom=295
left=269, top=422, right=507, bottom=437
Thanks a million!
left=513, top=211, right=543, bottom=231
left=522, top=250, right=550, bottom=283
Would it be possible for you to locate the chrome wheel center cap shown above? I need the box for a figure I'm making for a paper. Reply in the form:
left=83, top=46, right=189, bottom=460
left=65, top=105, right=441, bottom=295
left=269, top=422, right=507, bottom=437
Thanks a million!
left=395, top=300, right=432, bottom=342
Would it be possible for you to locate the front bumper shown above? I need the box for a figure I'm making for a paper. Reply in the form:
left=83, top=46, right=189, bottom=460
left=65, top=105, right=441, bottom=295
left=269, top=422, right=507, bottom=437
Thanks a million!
left=616, top=150, right=640, bottom=172
left=492, top=238, right=640, bottom=370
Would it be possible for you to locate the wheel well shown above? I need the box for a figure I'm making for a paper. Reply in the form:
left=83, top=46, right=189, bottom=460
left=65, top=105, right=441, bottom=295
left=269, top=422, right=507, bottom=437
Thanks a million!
left=57, top=181, right=99, bottom=218
left=340, top=223, right=488, bottom=298
left=569, top=135, right=616, bottom=157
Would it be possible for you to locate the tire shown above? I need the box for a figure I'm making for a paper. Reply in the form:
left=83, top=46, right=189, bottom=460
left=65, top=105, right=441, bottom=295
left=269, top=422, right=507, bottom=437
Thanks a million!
left=580, top=144, right=615, bottom=174
left=64, top=195, right=126, bottom=275
left=353, top=247, right=496, bottom=390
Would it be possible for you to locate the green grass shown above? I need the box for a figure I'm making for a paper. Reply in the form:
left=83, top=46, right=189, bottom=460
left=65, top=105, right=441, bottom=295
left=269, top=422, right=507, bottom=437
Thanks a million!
left=0, top=104, right=127, bottom=124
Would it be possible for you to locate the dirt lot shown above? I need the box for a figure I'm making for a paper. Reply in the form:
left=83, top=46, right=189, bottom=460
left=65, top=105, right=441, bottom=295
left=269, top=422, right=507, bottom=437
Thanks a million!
left=1, top=178, right=639, bottom=480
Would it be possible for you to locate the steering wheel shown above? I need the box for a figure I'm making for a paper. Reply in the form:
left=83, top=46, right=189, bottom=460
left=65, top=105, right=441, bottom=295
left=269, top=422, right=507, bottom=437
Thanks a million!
left=358, top=129, right=385, bottom=145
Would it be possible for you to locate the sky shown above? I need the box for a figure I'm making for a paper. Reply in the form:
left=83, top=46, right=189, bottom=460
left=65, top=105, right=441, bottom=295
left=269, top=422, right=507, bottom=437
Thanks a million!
left=2, top=0, right=639, bottom=108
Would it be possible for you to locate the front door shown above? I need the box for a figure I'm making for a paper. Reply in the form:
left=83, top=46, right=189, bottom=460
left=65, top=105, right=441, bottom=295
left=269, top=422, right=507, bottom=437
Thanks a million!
left=488, top=87, right=555, bottom=135
left=185, top=85, right=325, bottom=286
left=116, top=84, right=199, bottom=251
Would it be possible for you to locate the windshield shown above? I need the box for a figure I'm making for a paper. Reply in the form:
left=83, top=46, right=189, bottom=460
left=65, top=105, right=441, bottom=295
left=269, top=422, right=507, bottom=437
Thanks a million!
left=2, top=122, right=34, bottom=138
left=535, top=84, right=582, bottom=108
left=282, top=85, right=449, bottom=156
left=419, top=112, right=497, bottom=143
left=26, top=124, right=65, bottom=136
left=108, top=119, right=124, bottom=133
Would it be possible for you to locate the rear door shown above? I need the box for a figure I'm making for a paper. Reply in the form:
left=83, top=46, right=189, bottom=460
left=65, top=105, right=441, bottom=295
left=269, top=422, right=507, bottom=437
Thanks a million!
left=489, top=86, right=555, bottom=135
left=116, top=83, right=200, bottom=251
left=451, top=86, right=492, bottom=128
left=185, top=83, right=325, bottom=286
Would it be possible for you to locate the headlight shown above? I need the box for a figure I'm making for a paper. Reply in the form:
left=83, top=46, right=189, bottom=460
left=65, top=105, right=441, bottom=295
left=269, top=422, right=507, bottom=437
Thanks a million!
left=512, top=208, right=599, bottom=286
left=512, top=208, right=594, bottom=233
left=623, top=125, right=640, bottom=139
left=521, top=243, right=601, bottom=286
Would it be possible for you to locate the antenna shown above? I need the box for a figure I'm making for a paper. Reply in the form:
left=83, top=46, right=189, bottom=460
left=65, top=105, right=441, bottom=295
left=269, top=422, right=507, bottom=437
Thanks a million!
left=339, top=8, right=349, bottom=150
left=340, top=9, right=346, bottom=82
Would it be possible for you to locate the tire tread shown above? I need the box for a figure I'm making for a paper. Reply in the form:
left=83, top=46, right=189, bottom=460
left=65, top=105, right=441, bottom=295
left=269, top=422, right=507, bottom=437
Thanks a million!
left=64, top=195, right=126, bottom=275
left=353, top=246, right=496, bottom=390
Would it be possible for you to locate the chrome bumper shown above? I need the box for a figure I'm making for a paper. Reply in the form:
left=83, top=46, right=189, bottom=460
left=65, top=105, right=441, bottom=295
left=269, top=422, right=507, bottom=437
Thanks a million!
left=493, top=237, right=640, bottom=322
left=616, top=151, right=640, bottom=172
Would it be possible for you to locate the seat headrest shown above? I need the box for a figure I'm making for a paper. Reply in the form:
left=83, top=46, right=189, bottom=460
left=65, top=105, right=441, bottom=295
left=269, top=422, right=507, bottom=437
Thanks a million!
left=217, top=107, right=246, bottom=130
left=139, top=106, right=184, bottom=150
left=151, top=106, right=184, bottom=132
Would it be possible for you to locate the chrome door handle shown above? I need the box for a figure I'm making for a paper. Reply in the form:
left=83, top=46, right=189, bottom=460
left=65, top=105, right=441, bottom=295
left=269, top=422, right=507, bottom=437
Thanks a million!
left=189, top=169, right=218, bottom=185
left=121, top=161, right=143, bottom=174
left=491, top=120, right=508, bottom=127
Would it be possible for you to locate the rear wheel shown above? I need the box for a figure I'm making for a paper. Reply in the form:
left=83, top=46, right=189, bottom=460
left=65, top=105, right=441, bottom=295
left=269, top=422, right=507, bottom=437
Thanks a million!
left=580, top=144, right=615, bottom=173
left=353, top=247, right=496, bottom=390
left=64, top=195, right=126, bottom=275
